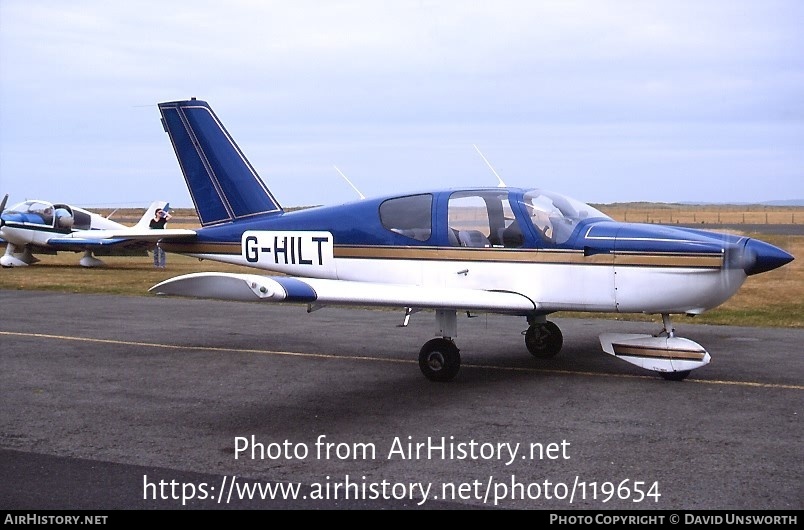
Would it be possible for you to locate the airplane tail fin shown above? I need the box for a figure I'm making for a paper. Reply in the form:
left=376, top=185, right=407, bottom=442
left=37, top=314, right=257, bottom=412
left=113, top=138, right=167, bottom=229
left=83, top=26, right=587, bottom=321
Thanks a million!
left=135, top=201, right=170, bottom=229
left=158, top=98, right=283, bottom=227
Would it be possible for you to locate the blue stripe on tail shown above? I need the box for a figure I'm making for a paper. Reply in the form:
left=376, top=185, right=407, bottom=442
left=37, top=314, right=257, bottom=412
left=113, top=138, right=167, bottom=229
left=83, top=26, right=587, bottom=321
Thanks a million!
left=158, top=98, right=283, bottom=226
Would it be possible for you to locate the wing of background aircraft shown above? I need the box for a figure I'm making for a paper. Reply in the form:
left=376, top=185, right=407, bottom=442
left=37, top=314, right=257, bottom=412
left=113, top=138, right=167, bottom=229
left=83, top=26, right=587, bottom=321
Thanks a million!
left=150, top=98, right=794, bottom=383
left=0, top=195, right=196, bottom=267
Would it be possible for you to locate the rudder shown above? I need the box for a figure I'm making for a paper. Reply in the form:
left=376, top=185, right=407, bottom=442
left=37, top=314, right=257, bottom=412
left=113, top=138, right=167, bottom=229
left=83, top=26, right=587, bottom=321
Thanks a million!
left=158, top=98, right=282, bottom=226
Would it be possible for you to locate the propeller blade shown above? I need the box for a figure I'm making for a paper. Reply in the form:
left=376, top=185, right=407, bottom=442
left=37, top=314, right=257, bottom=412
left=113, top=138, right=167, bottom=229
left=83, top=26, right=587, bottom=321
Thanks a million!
left=0, top=193, right=8, bottom=228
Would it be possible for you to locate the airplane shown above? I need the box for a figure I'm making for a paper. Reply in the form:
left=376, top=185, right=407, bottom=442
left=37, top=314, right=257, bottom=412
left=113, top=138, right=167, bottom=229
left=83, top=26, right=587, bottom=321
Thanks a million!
left=149, top=97, right=795, bottom=382
left=0, top=196, right=195, bottom=267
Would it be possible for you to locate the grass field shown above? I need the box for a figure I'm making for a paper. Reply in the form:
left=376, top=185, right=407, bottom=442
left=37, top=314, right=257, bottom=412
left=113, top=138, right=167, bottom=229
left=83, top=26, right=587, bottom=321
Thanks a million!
left=1, top=205, right=801, bottom=329
left=599, top=203, right=802, bottom=225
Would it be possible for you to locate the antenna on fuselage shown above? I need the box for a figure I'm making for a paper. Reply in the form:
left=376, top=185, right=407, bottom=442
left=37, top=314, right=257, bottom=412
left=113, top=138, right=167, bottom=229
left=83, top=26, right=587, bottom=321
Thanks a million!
left=473, top=144, right=507, bottom=188
left=333, top=165, right=366, bottom=200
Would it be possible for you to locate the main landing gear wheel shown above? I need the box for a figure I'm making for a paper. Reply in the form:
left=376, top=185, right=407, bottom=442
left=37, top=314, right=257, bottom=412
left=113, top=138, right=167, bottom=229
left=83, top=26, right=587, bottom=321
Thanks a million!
left=525, top=321, right=563, bottom=358
left=659, top=370, right=691, bottom=382
left=419, top=338, right=460, bottom=382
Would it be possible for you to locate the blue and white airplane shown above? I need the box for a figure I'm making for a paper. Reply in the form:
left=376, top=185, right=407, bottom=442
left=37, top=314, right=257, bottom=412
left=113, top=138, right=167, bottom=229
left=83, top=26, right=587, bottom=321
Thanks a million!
left=0, top=196, right=194, bottom=267
left=150, top=98, right=794, bottom=382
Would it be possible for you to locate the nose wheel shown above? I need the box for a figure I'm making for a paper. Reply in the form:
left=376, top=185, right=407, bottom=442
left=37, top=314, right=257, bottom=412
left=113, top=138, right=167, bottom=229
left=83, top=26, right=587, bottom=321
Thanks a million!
left=419, top=338, right=461, bottom=382
left=659, top=370, right=692, bottom=381
left=524, top=321, right=563, bottom=358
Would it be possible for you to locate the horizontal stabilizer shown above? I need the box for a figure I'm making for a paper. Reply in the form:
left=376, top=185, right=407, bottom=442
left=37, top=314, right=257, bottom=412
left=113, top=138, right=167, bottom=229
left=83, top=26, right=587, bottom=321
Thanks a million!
left=150, top=272, right=538, bottom=313
left=47, top=228, right=196, bottom=247
left=599, top=333, right=710, bottom=374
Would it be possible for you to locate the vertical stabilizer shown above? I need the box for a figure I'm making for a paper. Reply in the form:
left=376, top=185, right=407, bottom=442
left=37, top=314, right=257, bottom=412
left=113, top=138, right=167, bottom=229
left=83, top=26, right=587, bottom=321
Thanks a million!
left=135, top=201, right=170, bottom=229
left=158, top=98, right=283, bottom=226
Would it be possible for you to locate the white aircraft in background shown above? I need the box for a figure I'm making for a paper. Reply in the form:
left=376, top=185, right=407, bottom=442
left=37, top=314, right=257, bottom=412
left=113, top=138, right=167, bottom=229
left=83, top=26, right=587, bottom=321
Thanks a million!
left=0, top=196, right=194, bottom=267
left=149, top=98, right=794, bottom=382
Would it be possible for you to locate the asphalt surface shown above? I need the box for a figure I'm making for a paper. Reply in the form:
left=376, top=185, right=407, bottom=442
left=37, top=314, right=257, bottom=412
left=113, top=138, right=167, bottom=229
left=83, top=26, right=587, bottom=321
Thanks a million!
left=1, top=289, right=801, bottom=511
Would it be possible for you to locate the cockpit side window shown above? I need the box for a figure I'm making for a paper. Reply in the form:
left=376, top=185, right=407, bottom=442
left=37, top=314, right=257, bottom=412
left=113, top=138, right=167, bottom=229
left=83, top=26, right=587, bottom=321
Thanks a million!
left=448, top=191, right=524, bottom=248
left=379, top=194, right=433, bottom=242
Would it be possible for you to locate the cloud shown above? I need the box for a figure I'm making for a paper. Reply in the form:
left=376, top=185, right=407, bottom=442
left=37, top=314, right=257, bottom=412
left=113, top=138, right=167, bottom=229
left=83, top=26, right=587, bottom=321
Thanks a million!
left=0, top=0, right=802, bottom=206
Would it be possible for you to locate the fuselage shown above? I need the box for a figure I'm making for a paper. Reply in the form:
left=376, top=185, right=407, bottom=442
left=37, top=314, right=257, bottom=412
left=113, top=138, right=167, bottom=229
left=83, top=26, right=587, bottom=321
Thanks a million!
left=160, top=187, right=792, bottom=316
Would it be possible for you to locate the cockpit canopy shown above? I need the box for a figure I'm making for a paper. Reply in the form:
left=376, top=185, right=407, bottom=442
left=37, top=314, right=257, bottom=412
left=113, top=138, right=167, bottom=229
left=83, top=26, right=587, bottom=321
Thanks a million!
left=378, top=187, right=609, bottom=248
left=519, top=189, right=610, bottom=245
left=6, top=200, right=87, bottom=230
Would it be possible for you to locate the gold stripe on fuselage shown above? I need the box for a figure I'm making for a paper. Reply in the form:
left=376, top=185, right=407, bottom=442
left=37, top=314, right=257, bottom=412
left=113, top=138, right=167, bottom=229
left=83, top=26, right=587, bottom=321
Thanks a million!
left=335, top=245, right=600, bottom=263
left=159, top=242, right=240, bottom=254
left=334, top=245, right=723, bottom=268
left=159, top=242, right=723, bottom=269
left=611, top=252, right=723, bottom=268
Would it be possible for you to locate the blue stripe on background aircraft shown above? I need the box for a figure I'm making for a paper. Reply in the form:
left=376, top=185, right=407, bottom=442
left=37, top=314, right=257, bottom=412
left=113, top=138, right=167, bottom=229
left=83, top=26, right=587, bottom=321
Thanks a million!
left=0, top=197, right=195, bottom=267
left=149, top=98, right=794, bottom=382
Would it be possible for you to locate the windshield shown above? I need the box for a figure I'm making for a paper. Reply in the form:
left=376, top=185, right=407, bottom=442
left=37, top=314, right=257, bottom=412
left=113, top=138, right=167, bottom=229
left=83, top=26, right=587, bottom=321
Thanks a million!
left=519, top=189, right=610, bottom=244
left=8, top=200, right=55, bottom=226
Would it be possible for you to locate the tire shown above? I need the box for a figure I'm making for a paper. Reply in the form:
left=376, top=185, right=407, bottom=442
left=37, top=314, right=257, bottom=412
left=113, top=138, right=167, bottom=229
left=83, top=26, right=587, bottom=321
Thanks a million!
left=419, top=338, right=461, bottom=382
left=659, top=370, right=691, bottom=382
left=525, top=321, right=563, bottom=358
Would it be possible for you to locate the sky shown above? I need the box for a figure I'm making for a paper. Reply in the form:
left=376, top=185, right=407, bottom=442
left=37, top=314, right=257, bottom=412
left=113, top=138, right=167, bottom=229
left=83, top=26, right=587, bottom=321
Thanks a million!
left=1, top=0, right=803, bottom=209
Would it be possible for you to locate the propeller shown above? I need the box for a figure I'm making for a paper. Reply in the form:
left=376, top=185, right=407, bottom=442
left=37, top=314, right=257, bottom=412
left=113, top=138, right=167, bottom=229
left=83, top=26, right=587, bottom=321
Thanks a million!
left=0, top=193, right=8, bottom=228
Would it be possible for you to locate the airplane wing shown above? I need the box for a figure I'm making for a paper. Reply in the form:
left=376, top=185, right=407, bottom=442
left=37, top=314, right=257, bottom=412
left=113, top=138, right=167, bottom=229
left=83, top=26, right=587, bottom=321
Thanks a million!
left=150, top=272, right=539, bottom=314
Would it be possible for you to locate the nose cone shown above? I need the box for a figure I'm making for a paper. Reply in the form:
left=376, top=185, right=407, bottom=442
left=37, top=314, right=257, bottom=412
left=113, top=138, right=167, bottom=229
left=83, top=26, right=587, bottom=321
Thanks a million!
left=743, top=239, right=794, bottom=276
